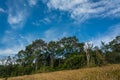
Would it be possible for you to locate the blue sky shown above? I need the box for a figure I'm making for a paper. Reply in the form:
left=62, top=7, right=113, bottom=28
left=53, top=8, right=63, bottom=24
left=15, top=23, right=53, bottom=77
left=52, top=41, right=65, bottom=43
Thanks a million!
left=0, top=0, right=120, bottom=56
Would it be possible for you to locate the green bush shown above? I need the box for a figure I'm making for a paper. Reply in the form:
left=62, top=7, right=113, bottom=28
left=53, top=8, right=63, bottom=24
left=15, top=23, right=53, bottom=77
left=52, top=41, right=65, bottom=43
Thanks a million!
left=91, top=52, right=105, bottom=66
left=106, top=52, right=120, bottom=64
left=37, top=66, right=54, bottom=73
left=63, top=55, right=86, bottom=69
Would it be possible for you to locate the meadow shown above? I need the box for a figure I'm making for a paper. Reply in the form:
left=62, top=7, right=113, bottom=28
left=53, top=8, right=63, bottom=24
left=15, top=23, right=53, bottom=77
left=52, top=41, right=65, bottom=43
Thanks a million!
left=4, top=64, right=120, bottom=80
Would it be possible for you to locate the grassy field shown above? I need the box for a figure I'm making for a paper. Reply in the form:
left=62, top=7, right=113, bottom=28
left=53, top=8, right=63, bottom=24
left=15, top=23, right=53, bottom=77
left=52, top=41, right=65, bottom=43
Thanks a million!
left=2, top=64, right=120, bottom=80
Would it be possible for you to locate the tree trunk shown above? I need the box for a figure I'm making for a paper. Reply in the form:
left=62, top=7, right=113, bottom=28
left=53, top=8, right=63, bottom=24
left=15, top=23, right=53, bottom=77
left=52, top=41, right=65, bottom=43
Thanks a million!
left=85, top=50, right=90, bottom=67
left=50, top=54, right=54, bottom=68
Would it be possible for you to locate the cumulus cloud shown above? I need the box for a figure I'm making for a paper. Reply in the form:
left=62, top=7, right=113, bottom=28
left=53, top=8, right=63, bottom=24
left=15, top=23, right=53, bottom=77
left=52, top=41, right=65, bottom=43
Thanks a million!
left=47, top=0, right=120, bottom=22
left=91, top=24, right=120, bottom=46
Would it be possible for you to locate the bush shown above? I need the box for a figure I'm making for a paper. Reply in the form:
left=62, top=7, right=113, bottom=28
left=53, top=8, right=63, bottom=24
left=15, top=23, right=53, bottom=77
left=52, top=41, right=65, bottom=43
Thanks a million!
left=36, top=66, right=54, bottom=73
left=91, top=52, right=105, bottom=66
left=63, top=55, right=86, bottom=69
left=106, top=52, right=120, bottom=64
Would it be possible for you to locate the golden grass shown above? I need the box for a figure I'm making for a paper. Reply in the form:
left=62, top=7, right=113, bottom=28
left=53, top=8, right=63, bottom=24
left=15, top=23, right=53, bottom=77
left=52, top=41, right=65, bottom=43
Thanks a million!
left=3, top=64, right=120, bottom=80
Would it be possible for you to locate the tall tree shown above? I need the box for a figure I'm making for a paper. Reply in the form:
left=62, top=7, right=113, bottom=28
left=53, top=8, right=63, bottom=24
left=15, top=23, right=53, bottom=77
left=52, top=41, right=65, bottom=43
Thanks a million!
left=59, top=36, right=79, bottom=57
left=31, top=39, right=47, bottom=70
left=106, top=36, right=120, bottom=63
left=47, top=41, right=59, bottom=68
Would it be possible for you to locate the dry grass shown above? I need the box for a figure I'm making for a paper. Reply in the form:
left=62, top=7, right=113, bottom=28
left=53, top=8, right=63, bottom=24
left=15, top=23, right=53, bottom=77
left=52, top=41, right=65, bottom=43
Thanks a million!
left=2, top=64, right=120, bottom=80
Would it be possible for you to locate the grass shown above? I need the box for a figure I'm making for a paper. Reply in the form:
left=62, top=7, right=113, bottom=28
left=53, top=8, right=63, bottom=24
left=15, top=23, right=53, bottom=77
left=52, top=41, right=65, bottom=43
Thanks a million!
left=2, top=64, right=120, bottom=80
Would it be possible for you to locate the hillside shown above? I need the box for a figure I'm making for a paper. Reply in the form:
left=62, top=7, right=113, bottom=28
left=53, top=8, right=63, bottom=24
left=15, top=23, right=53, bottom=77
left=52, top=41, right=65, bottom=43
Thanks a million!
left=4, top=64, right=120, bottom=80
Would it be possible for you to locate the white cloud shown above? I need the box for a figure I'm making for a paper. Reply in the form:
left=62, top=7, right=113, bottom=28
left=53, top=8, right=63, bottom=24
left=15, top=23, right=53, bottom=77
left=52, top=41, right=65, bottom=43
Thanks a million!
left=0, top=49, right=14, bottom=55
left=19, top=34, right=36, bottom=44
left=43, top=27, right=69, bottom=41
left=0, top=45, right=24, bottom=56
left=8, top=12, right=25, bottom=29
left=0, top=27, right=43, bottom=55
left=0, top=8, right=5, bottom=13
left=91, top=24, right=120, bottom=46
left=0, top=30, right=35, bottom=55
left=44, top=18, right=51, bottom=23
left=29, top=0, right=38, bottom=6
left=47, top=0, right=120, bottom=22
left=44, top=28, right=60, bottom=41
left=6, top=0, right=39, bottom=29
left=7, top=0, right=28, bottom=29
left=0, top=31, right=25, bottom=55
left=1, top=33, right=24, bottom=55
left=7, top=0, right=38, bottom=29
left=32, top=18, right=51, bottom=26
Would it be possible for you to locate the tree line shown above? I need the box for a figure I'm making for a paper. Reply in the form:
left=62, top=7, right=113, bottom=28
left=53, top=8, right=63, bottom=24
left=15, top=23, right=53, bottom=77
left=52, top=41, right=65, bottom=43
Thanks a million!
left=0, top=36, right=120, bottom=78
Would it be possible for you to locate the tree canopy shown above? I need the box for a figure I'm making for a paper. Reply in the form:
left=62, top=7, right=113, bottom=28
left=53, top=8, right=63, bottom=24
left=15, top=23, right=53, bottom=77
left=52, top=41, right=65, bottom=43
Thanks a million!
left=0, top=36, right=120, bottom=78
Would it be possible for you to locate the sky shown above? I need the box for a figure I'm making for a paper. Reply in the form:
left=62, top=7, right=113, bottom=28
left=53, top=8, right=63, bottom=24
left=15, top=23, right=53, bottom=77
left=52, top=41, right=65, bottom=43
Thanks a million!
left=0, top=0, right=120, bottom=56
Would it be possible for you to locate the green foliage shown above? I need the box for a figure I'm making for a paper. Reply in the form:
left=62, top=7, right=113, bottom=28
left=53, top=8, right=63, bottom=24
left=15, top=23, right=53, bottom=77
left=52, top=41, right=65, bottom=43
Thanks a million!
left=106, top=52, right=120, bottom=64
left=91, top=53, right=104, bottom=66
left=0, top=65, right=6, bottom=78
left=63, top=54, right=86, bottom=69
left=38, top=66, right=54, bottom=73
left=103, top=36, right=120, bottom=64
left=0, top=36, right=120, bottom=78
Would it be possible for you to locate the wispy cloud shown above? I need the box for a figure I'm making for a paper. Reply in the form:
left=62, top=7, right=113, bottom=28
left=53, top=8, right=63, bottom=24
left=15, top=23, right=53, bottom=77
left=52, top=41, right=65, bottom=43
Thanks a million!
left=43, top=18, right=51, bottom=23
left=0, top=30, right=36, bottom=55
left=7, top=0, right=38, bottom=29
left=0, top=45, right=24, bottom=56
left=91, top=24, right=120, bottom=46
left=1, top=31, right=25, bottom=55
left=7, top=0, right=28, bottom=29
left=29, top=0, right=38, bottom=7
left=43, top=27, right=69, bottom=41
left=47, top=0, right=120, bottom=22
left=8, top=11, right=26, bottom=29
left=32, top=18, right=51, bottom=26
left=0, top=8, right=5, bottom=13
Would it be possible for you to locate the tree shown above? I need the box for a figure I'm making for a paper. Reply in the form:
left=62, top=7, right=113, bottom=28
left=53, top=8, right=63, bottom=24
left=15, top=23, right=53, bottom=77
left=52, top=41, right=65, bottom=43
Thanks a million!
left=0, top=36, right=119, bottom=78
left=31, top=39, right=47, bottom=70
left=47, top=41, right=59, bottom=68
left=84, top=42, right=93, bottom=66
left=59, top=36, right=79, bottom=57
left=105, top=36, right=120, bottom=63
left=16, top=50, right=26, bottom=66
left=93, top=46, right=105, bottom=66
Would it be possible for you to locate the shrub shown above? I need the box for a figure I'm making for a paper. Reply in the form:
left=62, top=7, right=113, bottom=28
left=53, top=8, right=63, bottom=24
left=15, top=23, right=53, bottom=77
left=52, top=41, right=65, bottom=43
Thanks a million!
left=106, top=52, right=120, bottom=64
left=63, top=55, right=86, bottom=69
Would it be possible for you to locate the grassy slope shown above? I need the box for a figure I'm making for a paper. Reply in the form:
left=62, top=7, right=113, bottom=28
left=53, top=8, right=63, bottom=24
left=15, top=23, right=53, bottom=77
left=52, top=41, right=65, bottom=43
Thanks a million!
left=3, top=64, right=120, bottom=80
